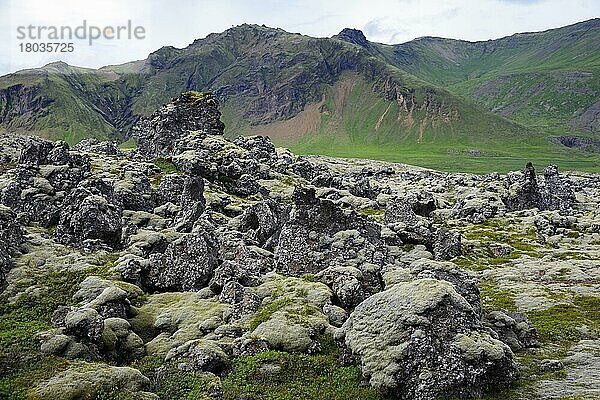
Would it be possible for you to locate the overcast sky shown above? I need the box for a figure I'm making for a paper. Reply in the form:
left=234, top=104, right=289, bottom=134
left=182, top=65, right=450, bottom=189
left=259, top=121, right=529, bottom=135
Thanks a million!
left=1, top=0, right=599, bottom=75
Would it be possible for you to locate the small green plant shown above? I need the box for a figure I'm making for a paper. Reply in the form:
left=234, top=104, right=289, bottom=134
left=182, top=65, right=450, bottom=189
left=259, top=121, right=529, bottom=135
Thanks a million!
left=153, top=157, right=180, bottom=174
left=359, top=208, right=385, bottom=216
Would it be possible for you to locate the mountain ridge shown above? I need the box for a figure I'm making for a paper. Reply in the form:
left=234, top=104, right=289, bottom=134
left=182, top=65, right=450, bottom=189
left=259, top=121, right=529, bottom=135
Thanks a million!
left=0, top=20, right=599, bottom=172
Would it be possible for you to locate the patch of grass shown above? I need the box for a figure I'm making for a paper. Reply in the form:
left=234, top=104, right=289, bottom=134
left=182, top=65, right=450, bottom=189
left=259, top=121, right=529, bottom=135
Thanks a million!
left=452, top=256, right=477, bottom=269
left=479, top=350, right=569, bottom=400
left=359, top=208, right=384, bottom=216
left=479, top=280, right=518, bottom=312
left=0, top=357, right=71, bottom=400
left=0, top=263, right=111, bottom=398
left=220, top=335, right=385, bottom=400
left=130, top=355, right=219, bottom=400
left=527, top=296, right=600, bottom=344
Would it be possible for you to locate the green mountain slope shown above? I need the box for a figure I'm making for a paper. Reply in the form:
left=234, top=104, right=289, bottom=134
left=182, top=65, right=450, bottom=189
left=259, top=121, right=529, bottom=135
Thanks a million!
left=375, top=18, right=600, bottom=134
left=0, top=22, right=599, bottom=172
left=0, top=62, right=139, bottom=143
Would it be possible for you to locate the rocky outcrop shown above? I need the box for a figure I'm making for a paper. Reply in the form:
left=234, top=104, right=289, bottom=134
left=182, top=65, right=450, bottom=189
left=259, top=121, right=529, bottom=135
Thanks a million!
left=339, top=279, right=516, bottom=399
left=0, top=205, right=23, bottom=288
left=132, top=91, right=225, bottom=158
left=41, top=276, right=145, bottom=363
left=146, top=230, right=219, bottom=292
left=503, top=162, right=575, bottom=212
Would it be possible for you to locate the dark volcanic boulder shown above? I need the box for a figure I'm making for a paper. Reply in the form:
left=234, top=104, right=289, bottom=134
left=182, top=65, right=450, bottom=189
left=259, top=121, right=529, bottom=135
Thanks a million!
left=483, top=310, right=539, bottom=352
left=55, top=187, right=122, bottom=250
left=132, top=91, right=225, bottom=158
left=539, top=165, right=576, bottom=211
left=238, top=199, right=290, bottom=247
left=339, top=279, right=516, bottom=399
left=0, top=205, right=24, bottom=288
left=504, top=163, right=575, bottom=212
left=504, top=162, right=539, bottom=211
left=147, top=230, right=219, bottom=292
left=275, top=187, right=385, bottom=277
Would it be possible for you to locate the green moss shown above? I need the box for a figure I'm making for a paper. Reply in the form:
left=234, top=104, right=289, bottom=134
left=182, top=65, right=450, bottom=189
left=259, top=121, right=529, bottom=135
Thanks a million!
left=477, top=350, right=568, bottom=400
left=0, top=161, right=16, bottom=171
left=153, top=157, right=180, bottom=174
left=249, top=298, right=294, bottom=332
left=359, top=208, right=385, bottom=216
left=180, top=91, right=218, bottom=107
left=478, top=218, right=510, bottom=230
left=301, top=274, right=316, bottom=283
left=551, top=251, right=592, bottom=261
left=220, top=341, right=385, bottom=400
left=130, top=355, right=219, bottom=400
left=0, top=263, right=112, bottom=398
left=527, top=296, right=600, bottom=344
left=479, top=280, right=518, bottom=312
left=463, top=223, right=540, bottom=258
left=218, top=175, right=236, bottom=183
left=94, top=253, right=120, bottom=271
left=452, top=256, right=477, bottom=268
left=0, top=357, right=71, bottom=400
left=279, top=175, right=295, bottom=186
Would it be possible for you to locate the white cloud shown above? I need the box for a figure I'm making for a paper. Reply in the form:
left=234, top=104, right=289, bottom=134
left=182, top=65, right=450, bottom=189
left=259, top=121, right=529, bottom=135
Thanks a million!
left=0, top=0, right=598, bottom=75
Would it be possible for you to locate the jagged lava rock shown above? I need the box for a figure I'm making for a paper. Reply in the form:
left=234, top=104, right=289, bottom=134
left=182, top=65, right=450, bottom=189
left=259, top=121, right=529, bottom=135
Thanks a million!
left=132, top=91, right=225, bottom=158
left=339, top=279, right=516, bottom=399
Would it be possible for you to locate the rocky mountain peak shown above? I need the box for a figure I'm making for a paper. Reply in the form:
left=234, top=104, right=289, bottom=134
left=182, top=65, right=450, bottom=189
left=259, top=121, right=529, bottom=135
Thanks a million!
left=336, top=28, right=370, bottom=48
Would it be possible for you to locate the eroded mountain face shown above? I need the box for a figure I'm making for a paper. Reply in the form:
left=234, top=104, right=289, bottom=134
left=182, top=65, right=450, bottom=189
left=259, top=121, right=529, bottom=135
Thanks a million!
left=0, top=93, right=599, bottom=400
